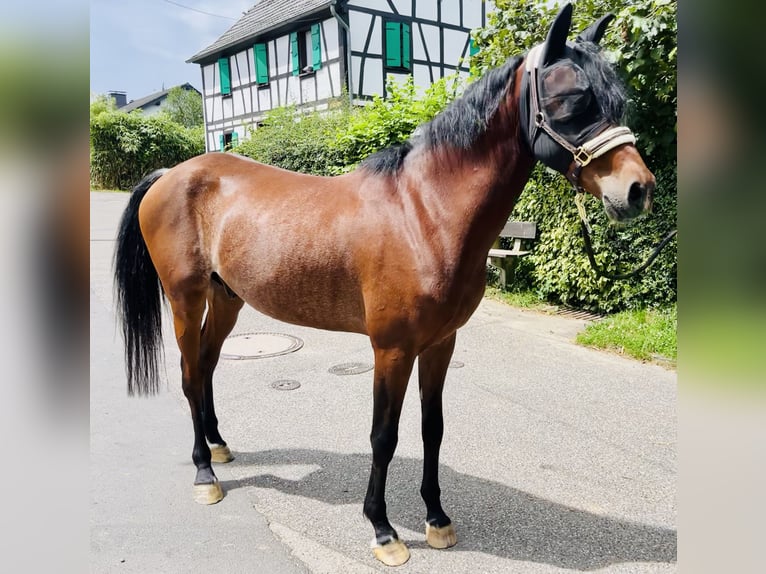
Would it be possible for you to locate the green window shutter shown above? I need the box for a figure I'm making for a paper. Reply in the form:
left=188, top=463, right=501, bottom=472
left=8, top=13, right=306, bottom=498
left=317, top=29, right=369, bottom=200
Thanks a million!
left=311, top=24, right=322, bottom=70
left=402, top=23, right=411, bottom=70
left=385, top=21, right=401, bottom=68
left=254, top=43, right=269, bottom=84
left=231, top=132, right=239, bottom=147
left=469, top=37, right=479, bottom=56
left=219, top=57, right=231, bottom=95
left=219, top=134, right=225, bottom=151
left=290, top=32, right=300, bottom=76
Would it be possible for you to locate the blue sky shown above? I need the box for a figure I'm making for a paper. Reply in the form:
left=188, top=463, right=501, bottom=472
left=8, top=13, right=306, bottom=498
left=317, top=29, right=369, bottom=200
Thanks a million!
left=90, top=0, right=254, bottom=100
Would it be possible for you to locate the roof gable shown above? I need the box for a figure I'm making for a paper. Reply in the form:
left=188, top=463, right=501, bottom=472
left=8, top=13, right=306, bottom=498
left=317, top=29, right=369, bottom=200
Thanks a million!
left=120, top=83, right=199, bottom=112
left=188, top=0, right=332, bottom=63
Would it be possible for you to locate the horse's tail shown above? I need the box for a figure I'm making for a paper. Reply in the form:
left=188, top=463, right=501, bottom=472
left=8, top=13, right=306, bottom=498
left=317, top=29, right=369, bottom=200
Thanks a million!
left=113, top=169, right=168, bottom=396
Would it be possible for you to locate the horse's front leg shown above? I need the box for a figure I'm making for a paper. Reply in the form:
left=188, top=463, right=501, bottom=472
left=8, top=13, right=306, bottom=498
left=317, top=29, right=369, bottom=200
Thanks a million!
left=364, top=346, right=416, bottom=566
left=418, top=333, right=457, bottom=549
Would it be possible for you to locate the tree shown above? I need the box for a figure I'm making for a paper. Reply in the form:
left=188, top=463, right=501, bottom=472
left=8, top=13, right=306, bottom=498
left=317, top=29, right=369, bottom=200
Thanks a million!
left=163, top=86, right=204, bottom=128
left=90, top=93, right=117, bottom=118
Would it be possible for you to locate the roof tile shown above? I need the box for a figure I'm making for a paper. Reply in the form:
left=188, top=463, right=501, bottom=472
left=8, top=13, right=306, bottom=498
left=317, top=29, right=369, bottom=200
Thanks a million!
left=188, top=0, right=332, bottom=63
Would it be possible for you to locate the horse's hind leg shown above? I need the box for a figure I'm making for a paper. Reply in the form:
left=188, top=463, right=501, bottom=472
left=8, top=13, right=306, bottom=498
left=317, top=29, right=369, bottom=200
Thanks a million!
left=200, top=280, right=244, bottom=463
left=167, top=284, right=224, bottom=505
left=418, top=333, right=458, bottom=549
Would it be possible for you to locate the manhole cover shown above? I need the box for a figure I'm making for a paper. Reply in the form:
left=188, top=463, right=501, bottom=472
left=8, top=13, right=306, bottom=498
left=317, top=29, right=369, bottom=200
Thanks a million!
left=328, top=362, right=374, bottom=376
left=449, top=361, right=465, bottom=369
left=221, top=332, right=303, bottom=360
left=271, top=380, right=301, bottom=391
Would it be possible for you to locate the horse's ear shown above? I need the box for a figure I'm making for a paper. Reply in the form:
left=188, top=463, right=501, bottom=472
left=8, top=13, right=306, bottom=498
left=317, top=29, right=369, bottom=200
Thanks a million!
left=577, top=13, right=615, bottom=44
left=541, top=3, right=573, bottom=66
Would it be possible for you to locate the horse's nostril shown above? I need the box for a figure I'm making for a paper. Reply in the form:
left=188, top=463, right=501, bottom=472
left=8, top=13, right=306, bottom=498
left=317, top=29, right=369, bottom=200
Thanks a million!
left=628, top=182, right=644, bottom=206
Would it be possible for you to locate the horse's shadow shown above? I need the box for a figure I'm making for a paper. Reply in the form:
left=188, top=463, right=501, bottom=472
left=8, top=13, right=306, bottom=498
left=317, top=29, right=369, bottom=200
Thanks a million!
left=221, top=448, right=676, bottom=570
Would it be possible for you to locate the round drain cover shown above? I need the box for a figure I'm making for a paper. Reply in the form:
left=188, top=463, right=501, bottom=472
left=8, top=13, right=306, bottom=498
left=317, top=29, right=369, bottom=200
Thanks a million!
left=221, top=332, right=303, bottom=360
left=449, top=361, right=465, bottom=369
left=328, top=362, right=374, bottom=376
left=271, top=379, right=301, bottom=391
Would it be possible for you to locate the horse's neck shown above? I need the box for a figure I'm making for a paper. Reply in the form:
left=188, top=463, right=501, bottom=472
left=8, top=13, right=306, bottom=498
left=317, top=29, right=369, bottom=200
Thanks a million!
left=403, top=106, right=535, bottom=257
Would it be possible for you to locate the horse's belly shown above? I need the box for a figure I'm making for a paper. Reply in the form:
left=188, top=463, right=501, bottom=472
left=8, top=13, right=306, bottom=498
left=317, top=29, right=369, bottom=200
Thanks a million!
left=219, top=256, right=368, bottom=334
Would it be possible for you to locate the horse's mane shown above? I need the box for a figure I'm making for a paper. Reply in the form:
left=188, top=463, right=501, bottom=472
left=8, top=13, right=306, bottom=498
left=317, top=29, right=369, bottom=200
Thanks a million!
left=361, top=56, right=524, bottom=174
left=573, top=40, right=626, bottom=123
left=361, top=41, right=627, bottom=175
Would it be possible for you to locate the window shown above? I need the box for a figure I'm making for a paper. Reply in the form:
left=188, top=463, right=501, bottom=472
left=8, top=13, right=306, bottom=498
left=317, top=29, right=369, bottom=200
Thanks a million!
left=218, top=57, right=231, bottom=96
left=291, top=23, right=322, bottom=76
left=254, top=43, right=269, bottom=85
left=218, top=131, right=239, bottom=151
left=384, top=20, right=411, bottom=71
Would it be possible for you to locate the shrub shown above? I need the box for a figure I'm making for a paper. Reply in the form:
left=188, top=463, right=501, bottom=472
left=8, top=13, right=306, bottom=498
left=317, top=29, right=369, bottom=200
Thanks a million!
left=235, top=77, right=458, bottom=175
left=235, top=104, right=348, bottom=176
left=90, top=111, right=204, bottom=190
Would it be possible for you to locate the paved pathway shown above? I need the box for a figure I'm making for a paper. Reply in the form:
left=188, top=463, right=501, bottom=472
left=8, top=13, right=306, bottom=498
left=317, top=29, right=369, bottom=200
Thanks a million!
left=91, top=192, right=676, bottom=573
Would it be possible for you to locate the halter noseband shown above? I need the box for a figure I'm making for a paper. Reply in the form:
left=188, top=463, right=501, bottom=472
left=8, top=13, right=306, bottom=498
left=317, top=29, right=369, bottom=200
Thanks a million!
left=524, top=44, right=636, bottom=192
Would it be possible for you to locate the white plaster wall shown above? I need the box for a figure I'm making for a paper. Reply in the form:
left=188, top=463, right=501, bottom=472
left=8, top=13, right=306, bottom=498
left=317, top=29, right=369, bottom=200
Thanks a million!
left=301, top=75, right=317, bottom=103
left=391, top=0, right=411, bottom=17
left=367, top=15, right=382, bottom=55
left=463, top=0, right=484, bottom=29
left=203, top=64, right=215, bottom=96
left=364, top=58, right=383, bottom=96
left=412, top=63, right=432, bottom=90
left=420, top=23, right=440, bottom=63
left=443, top=28, right=468, bottom=67
left=416, top=1, right=437, bottom=21
left=222, top=96, right=233, bottom=120
left=321, top=18, right=340, bottom=59
left=232, top=51, right=249, bottom=88
left=348, top=0, right=389, bottom=12
left=440, top=0, right=461, bottom=26
left=349, top=10, right=372, bottom=53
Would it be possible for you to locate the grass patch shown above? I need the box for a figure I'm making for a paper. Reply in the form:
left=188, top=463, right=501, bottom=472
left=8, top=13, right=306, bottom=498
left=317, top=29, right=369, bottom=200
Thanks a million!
left=484, top=287, right=552, bottom=311
left=576, top=305, right=677, bottom=365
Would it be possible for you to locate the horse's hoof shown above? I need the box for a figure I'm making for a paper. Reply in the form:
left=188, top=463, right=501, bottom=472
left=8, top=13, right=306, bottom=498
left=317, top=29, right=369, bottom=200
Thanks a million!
left=210, top=445, right=233, bottom=463
left=372, top=539, right=410, bottom=566
left=193, top=481, right=224, bottom=505
left=425, top=522, right=457, bottom=549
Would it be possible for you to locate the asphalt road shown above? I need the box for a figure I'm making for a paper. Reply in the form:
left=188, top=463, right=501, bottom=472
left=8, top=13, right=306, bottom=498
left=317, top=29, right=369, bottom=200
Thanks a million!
left=90, top=191, right=676, bottom=573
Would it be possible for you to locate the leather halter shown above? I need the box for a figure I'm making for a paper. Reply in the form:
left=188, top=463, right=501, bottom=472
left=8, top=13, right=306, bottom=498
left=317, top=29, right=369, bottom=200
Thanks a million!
left=524, top=44, right=636, bottom=192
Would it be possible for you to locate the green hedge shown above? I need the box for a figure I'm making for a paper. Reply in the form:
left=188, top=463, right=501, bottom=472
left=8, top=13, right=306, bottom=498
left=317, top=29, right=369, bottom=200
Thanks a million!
left=90, top=111, right=204, bottom=190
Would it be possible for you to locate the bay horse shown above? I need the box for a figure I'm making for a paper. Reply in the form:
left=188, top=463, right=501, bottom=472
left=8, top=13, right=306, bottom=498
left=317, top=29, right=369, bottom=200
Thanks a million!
left=114, top=4, right=654, bottom=566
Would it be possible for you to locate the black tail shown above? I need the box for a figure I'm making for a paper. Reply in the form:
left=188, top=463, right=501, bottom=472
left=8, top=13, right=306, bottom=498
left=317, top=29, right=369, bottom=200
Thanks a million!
left=114, top=169, right=168, bottom=396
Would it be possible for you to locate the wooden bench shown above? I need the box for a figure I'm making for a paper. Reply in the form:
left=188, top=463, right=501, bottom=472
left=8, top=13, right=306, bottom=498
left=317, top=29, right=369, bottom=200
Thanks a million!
left=487, top=221, right=537, bottom=289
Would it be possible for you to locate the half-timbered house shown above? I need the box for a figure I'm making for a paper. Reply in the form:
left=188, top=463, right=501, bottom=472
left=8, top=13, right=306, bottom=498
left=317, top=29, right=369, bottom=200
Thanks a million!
left=187, top=0, right=496, bottom=152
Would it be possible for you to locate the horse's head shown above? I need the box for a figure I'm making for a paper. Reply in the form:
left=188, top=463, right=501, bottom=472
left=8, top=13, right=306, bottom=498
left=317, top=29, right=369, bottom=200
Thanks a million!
left=521, top=3, right=655, bottom=222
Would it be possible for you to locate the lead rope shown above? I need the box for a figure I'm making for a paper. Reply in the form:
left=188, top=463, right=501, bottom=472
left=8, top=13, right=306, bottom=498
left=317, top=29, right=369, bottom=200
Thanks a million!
left=575, top=192, right=677, bottom=280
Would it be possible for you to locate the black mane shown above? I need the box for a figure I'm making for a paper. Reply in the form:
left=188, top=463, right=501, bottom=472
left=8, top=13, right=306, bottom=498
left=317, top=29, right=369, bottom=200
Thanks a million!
left=573, top=40, right=626, bottom=123
left=361, top=56, right=523, bottom=175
